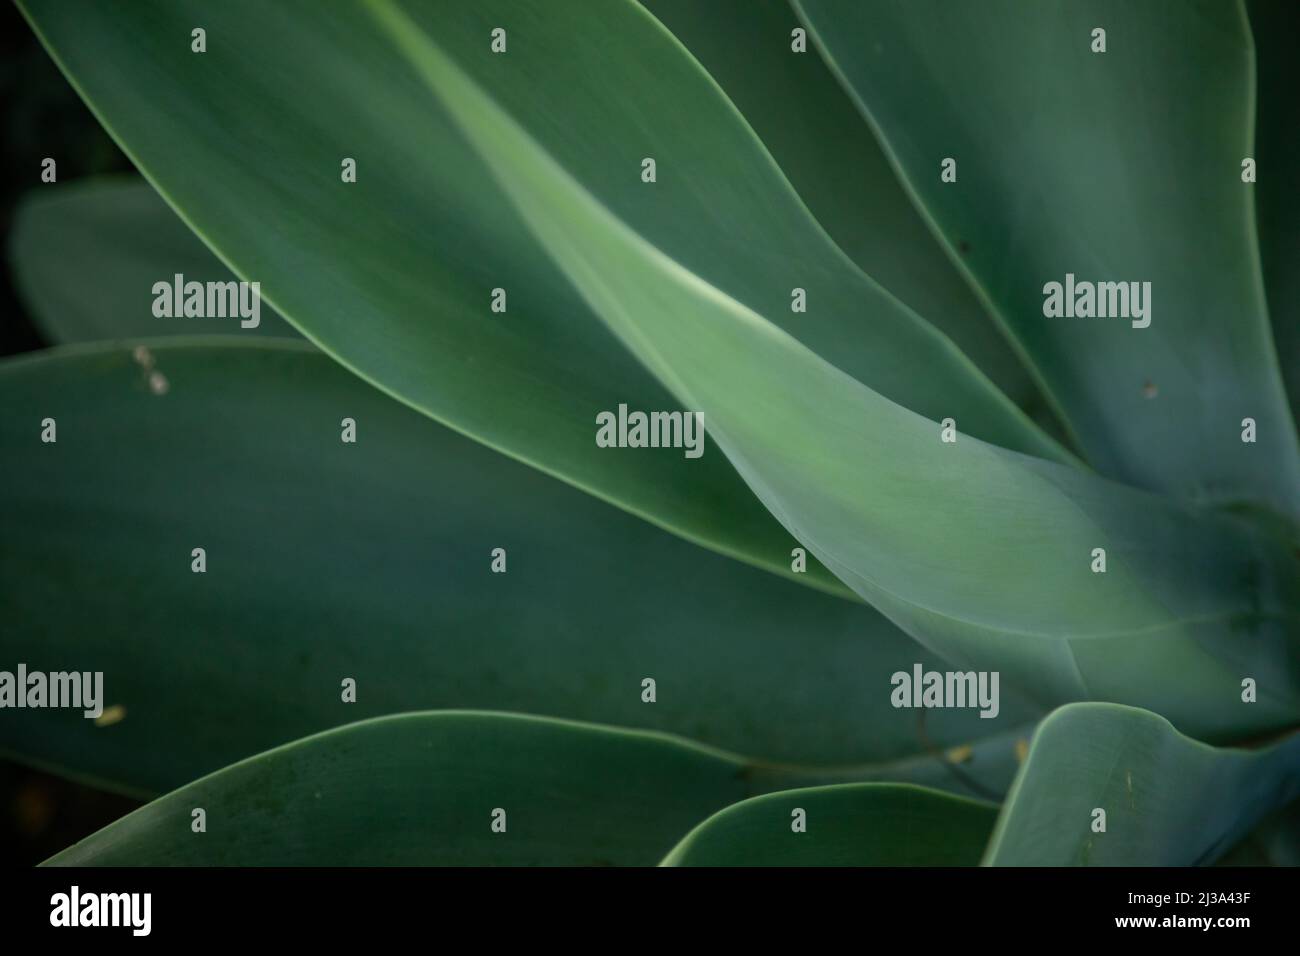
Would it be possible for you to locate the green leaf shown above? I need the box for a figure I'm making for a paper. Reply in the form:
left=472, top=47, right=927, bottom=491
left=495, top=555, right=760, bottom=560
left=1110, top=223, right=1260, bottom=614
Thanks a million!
left=795, top=0, right=1300, bottom=518
left=1247, top=0, right=1300, bottom=428
left=9, top=176, right=299, bottom=344
left=42, top=711, right=833, bottom=866
left=363, top=0, right=1300, bottom=742
left=983, top=703, right=1300, bottom=866
left=660, top=782, right=996, bottom=866
left=17, top=0, right=1073, bottom=598
left=0, top=341, right=1039, bottom=796
left=640, top=0, right=1061, bottom=438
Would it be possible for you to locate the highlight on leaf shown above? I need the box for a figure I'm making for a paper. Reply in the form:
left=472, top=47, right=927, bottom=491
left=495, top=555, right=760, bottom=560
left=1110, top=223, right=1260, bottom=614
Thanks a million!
left=2, top=0, right=1297, bottom=870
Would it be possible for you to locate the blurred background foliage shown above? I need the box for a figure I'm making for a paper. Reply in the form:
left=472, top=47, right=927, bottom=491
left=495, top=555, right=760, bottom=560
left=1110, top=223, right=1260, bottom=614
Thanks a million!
left=0, top=0, right=138, bottom=865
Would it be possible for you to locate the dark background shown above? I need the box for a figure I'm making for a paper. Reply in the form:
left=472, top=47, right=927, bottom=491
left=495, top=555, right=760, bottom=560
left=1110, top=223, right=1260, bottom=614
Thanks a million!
left=1, top=1, right=140, bottom=865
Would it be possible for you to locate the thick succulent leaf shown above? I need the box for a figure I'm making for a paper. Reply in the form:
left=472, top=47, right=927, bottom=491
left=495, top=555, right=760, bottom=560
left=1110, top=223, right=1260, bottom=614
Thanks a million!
left=984, top=703, right=1300, bottom=866
left=9, top=177, right=297, bottom=343
left=43, top=711, right=848, bottom=866
left=367, top=0, right=1300, bottom=742
left=14, top=0, right=829, bottom=596
left=1247, top=0, right=1300, bottom=427
left=640, top=0, right=1058, bottom=436
left=2, top=181, right=831, bottom=616
left=796, top=0, right=1300, bottom=519
left=17, top=0, right=1072, bottom=599
left=0, top=341, right=1040, bottom=796
left=660, top=783, right=996, bottom=866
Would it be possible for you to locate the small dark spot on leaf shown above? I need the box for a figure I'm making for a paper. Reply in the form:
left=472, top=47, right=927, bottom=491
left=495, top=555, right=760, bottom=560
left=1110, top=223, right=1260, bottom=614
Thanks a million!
left=958, top=240, right=971, bottom=254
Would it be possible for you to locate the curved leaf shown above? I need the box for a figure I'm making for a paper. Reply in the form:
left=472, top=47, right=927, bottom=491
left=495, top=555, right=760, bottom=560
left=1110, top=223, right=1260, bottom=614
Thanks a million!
left=984, top=703, right=1300, bottom=866
left=365, top=0, right=1300, bottom=742
left=661, top=783, right=996, bottom=866
left=42, top=711, right=828, bottom=866
left=9, top=176, right=298, bottom=343
left=0, top=341, right=1039, bottom=796
left=796, top=0, right=1300, bottom=518
left=17, top=0, right=1074, bottom=597
left=640, top=0, right=1061, bottom=437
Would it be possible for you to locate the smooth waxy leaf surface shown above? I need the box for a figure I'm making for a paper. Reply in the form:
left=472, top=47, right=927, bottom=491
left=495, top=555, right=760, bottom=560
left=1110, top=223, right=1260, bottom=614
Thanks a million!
left=19, top=0, right=1072, bottom=597
left=661, top=782, right=996, bottom=866
left=984, top=703, right=1300, bottom=865
left=0, top=341, right=1039, bottom=796
left=372, top=0, right=1300, bottom=742
left=796, top=0, right=1300, bottom=518
left=16, top=0, right=831, bottom=596
left=641, top=0, right=1057, bottom=435
left=10, top=177, right=297, bottom=343
left=42, top=711, right=844, bottom=866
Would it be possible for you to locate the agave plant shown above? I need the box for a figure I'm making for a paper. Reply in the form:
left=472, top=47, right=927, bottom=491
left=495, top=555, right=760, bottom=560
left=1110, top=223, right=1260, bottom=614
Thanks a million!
left=2, top=0, right=1298, bottom=867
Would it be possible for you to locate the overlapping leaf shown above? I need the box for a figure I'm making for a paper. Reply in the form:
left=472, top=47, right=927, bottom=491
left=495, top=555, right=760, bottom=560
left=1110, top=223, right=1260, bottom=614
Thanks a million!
left=9, top=176, right=297, bottom=343
left=0, top=341, right=1038, bottom=796
left=641, top=0, right=1061, bottom=438
left=364, top=0, right=1300, bottom=742
left=12, top=0, right=1300, bottom=870
left=18, top=0, right=1073, bottom=598
left=795, top=0, right=1300, bottom=518
left=661, top=782, right=996, bottom=866
left=40, top=711, right=828, bottom=865
left=984, top=703, right=1300, bottom=866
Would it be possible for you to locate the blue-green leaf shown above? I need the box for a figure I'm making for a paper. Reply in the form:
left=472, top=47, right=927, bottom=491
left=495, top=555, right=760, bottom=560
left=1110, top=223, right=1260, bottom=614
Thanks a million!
left=984, top=703, right=1300, bottom=866
left=796, top=0, right=1300, bottom=518
left=364, top=0, right=1300, bottom=742
left=0, top=341, right=1038, bottom=796
left=10, top=177, right=298, bottom=343
left=661, top=782, right=996, bottom=866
